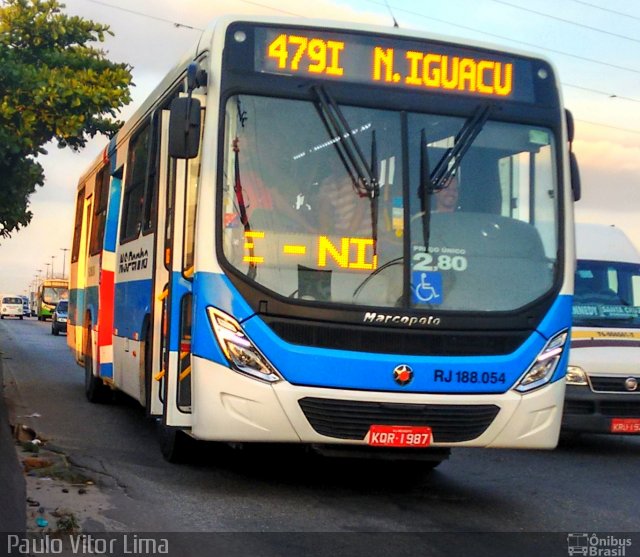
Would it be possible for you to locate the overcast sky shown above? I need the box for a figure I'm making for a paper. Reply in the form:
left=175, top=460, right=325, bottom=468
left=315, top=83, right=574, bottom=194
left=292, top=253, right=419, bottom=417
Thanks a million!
left=1, top=0, right=639, bottom=295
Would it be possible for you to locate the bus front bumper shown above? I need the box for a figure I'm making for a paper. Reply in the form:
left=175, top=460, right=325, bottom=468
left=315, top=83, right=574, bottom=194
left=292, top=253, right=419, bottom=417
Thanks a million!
left=190, top=357, right=565, bottom=449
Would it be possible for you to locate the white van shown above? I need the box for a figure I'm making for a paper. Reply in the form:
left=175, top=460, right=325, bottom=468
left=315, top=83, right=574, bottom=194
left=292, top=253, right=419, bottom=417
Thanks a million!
left=563, top=223, right=640, bottom=435
left=1, top=295, right=25, bottom=320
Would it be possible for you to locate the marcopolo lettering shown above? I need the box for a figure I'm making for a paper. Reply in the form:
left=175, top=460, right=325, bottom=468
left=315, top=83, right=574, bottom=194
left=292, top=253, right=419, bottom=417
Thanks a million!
left=363, top=312, right=441, bottom=327
left=119, top=249, right=149, bottom=274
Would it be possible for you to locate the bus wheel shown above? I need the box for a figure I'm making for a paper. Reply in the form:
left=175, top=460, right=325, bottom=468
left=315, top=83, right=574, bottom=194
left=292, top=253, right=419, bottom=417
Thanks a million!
left=84, top=329, right=111, bottom=403
left=157, top=421, right=192, bottom=463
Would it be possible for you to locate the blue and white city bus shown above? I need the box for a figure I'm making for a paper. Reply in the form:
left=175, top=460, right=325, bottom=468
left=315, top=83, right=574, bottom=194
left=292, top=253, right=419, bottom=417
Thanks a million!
left=68, top=15, right=580, bottom=464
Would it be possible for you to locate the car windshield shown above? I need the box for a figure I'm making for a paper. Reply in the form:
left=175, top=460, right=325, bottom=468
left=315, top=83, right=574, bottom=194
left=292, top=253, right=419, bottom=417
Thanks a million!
left=221, top=95, right=558, bottom=313
left=573, top=260, right=640, bottom=327
left=3, top=297, right=22, bottom=304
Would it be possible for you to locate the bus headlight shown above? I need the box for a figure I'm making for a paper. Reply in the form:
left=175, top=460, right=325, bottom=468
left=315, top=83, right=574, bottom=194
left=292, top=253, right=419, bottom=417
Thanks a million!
left=207, top=307, right=280, bottom=383
left=514, top=330, right=568, bottom=393
left=566, top=365, right=588, bottom=385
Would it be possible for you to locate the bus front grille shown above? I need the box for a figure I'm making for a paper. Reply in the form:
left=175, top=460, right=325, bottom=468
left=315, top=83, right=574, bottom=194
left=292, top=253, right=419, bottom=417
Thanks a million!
left=264, top=317, right=528, bottom=356
left=298, top=397, right=500, bottom=443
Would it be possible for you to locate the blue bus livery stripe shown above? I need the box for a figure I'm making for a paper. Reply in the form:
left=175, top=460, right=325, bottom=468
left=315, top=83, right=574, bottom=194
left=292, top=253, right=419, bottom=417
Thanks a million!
left=190, top=271, right=572, bottom=394
left=70, top=286, right=98, bottom=327
left=69, top=288, right=82, bottom=327
left=543, top=295, right=573, bottom=383
left=193, top=272, right=255, bottom=324
left=99, top=362, right=114, bottom=379
left=85, top=285, right=99, bottom=327
left=113, top=279, right=152, bottom=339
left=104, top=176, right=122, bottom=254
left=242, top=313, right=545, bottom=394
left=536, top=295, right=573, bottom=340
left=168, top=272, right=192, bottom=351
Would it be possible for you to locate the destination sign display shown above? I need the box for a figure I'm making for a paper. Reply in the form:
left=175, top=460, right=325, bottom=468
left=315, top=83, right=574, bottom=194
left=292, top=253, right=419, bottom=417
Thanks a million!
left=253, top=26, right=536, bottom=102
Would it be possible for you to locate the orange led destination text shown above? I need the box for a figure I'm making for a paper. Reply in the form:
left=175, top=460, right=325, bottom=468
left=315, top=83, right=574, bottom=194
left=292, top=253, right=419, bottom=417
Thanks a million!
left=243, top=231, right=378, bottom=271
left=242, top=230, right=265, bottom=264
left=268, top=34, right=345, bottom=76
left=373, top=47, right=513, bottom=96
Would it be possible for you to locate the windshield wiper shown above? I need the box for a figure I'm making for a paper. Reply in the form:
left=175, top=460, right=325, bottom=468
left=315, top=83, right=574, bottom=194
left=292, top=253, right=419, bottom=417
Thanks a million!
left=429, top=103, right=492, bottom=192
left=232, top=136, right=257, bottom=280
left=418, top=128, right=433, bottom=250
left=417, top=103, right=491, bottom=251
left=311, top=84, right=380, bottom=252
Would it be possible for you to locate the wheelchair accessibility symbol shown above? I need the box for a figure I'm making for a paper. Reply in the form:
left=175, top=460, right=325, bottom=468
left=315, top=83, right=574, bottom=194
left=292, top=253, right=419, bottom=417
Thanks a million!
left=412, top=271, right=443, bottom=305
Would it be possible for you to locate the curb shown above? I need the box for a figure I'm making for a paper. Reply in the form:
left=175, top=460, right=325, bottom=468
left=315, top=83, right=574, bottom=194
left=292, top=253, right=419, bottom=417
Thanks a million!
left=0, top=348, right=26, bottom=533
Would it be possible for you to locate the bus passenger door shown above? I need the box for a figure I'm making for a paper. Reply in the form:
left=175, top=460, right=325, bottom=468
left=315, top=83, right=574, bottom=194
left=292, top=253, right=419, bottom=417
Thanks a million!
left=78, top=195, right=93, bottom=360
left=153, top=103, right=203, bottom=430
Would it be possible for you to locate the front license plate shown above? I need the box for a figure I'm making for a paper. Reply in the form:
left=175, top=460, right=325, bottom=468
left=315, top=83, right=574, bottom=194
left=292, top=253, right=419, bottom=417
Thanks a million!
left=610, top=418, right=640, bottom=434
left=367, top=425, right=432, bottom=447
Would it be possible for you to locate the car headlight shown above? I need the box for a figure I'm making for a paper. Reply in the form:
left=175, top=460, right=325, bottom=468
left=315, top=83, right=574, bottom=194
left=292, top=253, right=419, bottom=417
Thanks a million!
left=514, top=330, right=568, bottom=393
left=566, top=365, right=588, bottom=386
left=207, top=307, right=280, bottom=383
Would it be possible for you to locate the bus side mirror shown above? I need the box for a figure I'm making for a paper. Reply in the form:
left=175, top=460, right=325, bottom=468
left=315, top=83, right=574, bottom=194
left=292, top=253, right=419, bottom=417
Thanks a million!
left=565, top=109, right=580, bottom=201
left=565, top=109, right=575, bottom=144
left=168, top=97, right=201, bottom=159
left=570, top=151, right=581, bottom=202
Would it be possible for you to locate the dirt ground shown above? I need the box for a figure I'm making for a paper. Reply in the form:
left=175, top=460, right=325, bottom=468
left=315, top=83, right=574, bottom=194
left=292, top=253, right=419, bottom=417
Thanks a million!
left=13, top=424, right=126, bottom=535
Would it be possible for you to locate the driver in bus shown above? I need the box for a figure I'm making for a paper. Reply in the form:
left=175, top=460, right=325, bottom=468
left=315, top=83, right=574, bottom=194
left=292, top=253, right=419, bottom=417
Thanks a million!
left=433, top=174, right=460, bottom=213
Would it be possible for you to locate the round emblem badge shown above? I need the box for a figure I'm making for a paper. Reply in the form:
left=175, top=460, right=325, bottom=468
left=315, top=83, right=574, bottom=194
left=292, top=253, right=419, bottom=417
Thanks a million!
left=393, top=364, right=414, bottom=386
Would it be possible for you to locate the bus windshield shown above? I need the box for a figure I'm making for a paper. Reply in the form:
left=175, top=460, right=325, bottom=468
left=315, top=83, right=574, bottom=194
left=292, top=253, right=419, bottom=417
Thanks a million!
left=573, top=260, right=640, bottom=327
left=221, top=95, right=557, bottom=313
left=43, top=287, right=66, bottom=305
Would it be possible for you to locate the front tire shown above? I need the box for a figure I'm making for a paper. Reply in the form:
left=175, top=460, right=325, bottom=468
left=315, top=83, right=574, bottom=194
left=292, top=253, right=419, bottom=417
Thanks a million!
left=157, top=421, right=193, bottom=463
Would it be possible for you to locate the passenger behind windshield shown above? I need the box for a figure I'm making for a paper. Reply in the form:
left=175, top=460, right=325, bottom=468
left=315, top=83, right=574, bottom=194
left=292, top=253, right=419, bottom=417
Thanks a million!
left=231, top=128, right=315, bottom=233
left=316, top=164, right=372, bottom=238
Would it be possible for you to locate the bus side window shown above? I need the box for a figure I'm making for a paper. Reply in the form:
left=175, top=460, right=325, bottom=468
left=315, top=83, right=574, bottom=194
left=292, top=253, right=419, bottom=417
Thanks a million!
left=182, top=109, right=204, bottom=276
left=143, top=112, right=161, bottom=234
left=120, top=123, right=151, bottom=243
left=71, top=187, right=86, bottom=264
left=89, top=166, right=110, bottom=255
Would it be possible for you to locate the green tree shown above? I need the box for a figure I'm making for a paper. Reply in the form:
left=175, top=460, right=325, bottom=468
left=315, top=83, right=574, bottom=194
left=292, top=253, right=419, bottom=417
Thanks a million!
left=0, top=0, right=132, bottom=238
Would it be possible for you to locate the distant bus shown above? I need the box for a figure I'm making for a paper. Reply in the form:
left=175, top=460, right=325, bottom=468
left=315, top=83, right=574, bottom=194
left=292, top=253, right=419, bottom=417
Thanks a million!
left=69, top=15, right=580, bottom=463
left=37, top=279, right=69, bottom=321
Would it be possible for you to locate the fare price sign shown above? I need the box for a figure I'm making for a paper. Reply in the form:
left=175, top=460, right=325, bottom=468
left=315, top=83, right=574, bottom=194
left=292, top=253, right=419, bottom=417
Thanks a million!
left=254, top=27, right=535, bottom=102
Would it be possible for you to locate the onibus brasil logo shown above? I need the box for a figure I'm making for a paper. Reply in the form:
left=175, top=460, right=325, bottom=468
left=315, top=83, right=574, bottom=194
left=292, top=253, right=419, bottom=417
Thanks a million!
left=567, top=533, right=632, bottom=556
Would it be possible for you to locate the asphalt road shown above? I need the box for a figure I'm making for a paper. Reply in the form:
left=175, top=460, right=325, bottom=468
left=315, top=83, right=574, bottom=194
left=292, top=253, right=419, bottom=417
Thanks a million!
left=1, top=317, right=639, bottom=556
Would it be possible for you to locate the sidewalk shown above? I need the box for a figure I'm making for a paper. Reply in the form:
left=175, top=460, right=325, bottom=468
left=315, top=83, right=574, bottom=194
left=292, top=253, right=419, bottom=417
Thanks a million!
left=0, top=352, right=26, bottom=533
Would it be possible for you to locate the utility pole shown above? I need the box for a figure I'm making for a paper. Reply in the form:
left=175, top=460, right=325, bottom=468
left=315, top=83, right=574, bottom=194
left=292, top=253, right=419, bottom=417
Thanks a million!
left=60, top=248, right=70, bottom=279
